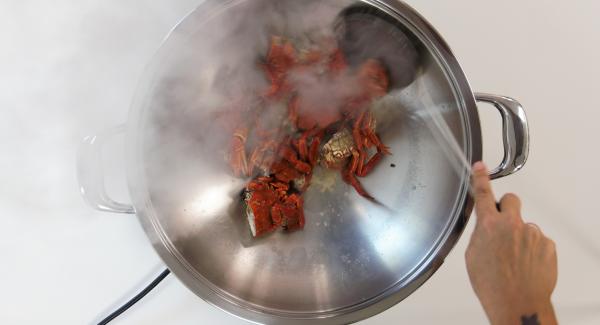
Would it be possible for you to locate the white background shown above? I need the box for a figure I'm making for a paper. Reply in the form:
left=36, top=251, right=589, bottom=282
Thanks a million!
left=1, top=0, right=599, bottom=324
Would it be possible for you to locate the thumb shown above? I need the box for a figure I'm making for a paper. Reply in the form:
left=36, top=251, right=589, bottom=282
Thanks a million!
left=471, top=162, right=497, bottom=218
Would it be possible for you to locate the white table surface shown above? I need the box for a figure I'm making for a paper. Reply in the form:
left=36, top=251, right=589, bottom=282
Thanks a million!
left=2, top=0, right=599, bottom=324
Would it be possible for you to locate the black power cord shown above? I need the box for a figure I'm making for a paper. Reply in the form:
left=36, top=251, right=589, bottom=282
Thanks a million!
left=97, top=268, right=171, bottom=325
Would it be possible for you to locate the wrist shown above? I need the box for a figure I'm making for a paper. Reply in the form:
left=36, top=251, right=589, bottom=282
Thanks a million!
left=486, top=298, right=556, bottom=325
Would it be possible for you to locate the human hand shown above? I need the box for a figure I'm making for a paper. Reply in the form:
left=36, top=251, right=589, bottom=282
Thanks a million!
left=465, top=162, right=558, bottom=325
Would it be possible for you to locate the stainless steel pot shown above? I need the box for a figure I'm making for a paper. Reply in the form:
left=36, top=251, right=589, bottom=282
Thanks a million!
left=78, top=0, right=529, bottom=324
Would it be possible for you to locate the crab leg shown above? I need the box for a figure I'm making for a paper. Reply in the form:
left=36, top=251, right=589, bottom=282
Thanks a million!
left=361, top=112, right=391, bottom=155
left=248, top=147, right=263, bottom=176
left=308, top=134, right=322, bottom=167
left=357, top=151, right=385, bottom=177
left=297, top=128, right=324, bottom=166
left=363, top=136, right=373, bottom=149
left=230, top=128, right=249, bottom=177
left=298, top=131, right=310, bottom=161
left=348, top=150, right=360, bottom=174
left=279, top=145, right=312, bottom=174
left=298, top=127, right=324, bottom=161
left=342, top=150, right=375, bottom=201
left=343, top=169, right=375, bottom=201
left=352, top=111, right=367, bottom=152
left=368, top=132, right=391, bottom=155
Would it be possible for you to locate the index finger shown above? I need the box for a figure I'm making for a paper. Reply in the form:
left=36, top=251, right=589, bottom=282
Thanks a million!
left=471, top=162, right=498, bottom=218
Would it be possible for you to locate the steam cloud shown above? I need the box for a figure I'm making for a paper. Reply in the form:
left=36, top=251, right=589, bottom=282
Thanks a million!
left=142, top=0, right=363, bottom=240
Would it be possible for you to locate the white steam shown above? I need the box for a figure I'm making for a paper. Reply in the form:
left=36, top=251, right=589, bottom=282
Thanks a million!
left=141, top=0, right=357, bottom=241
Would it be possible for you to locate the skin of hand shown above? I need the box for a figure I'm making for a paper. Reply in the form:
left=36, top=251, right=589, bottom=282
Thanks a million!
left=465, top=162, right=558, bottom=325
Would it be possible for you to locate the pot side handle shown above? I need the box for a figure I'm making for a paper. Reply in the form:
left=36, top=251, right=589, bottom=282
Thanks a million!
left=475, top=93, right=530, bottom=180
left=77, top=125, right=135, bottom=214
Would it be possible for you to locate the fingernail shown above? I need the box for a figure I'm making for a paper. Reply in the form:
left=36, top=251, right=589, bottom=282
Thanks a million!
left=472, top=162, right=487, bottom=172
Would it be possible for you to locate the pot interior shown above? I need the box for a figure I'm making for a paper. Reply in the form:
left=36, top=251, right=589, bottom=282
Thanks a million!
left=131, top=0, right=474, bottom=320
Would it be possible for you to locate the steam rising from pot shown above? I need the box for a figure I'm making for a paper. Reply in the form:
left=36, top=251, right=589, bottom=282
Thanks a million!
left=138, top=0, right=421, bottom=239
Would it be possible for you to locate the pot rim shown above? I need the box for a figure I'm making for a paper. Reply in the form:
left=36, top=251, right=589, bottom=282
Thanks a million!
left=126, top=0, right=481, bottom=324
